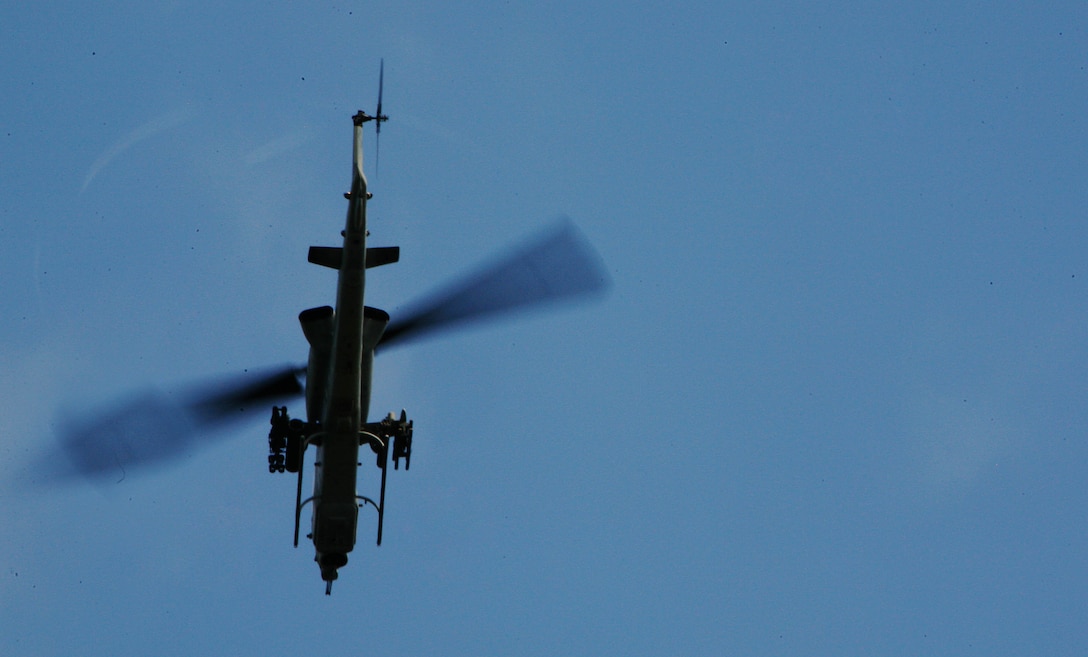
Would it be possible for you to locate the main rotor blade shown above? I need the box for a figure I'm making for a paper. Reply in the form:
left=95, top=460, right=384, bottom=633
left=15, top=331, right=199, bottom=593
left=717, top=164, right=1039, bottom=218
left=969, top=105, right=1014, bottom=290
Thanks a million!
left=186, top=365, right=305, bottom=424
left=53, top=366, right=304, bottom=481
left=379, top=220, right=610, bottom=350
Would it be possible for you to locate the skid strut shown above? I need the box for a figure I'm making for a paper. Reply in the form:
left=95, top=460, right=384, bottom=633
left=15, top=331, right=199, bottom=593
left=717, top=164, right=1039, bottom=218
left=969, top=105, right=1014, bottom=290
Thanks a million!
left=360, top=410, right=414, bottom=545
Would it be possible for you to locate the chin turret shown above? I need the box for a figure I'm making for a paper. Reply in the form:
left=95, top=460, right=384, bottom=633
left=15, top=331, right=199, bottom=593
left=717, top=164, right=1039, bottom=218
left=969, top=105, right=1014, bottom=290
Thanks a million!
left=318, top=552, right=348, bottom=595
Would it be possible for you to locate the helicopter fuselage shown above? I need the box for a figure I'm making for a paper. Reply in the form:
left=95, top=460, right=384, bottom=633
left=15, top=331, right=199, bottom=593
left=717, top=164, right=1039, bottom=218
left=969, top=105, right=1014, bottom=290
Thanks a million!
left=265, top=105, right=603, bottom=595
left=302, top=113, right=391, bottom=591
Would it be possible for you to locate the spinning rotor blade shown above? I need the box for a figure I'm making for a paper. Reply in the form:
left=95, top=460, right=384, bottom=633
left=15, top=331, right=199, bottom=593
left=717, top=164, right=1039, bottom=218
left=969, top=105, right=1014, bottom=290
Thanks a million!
left=186, top=365, right=305, bottom=423
left=376, top=58, right=384, bottom=136
left=54, top=366, right=304, bottom=480
left=379, top=220, right=610, bottom=350
left=375, top=58, right=385, bottom=172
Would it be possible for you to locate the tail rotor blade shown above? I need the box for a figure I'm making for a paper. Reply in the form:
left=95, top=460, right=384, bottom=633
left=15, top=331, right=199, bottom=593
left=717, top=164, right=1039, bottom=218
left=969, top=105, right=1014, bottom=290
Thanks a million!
left=376, top=58, right=385, bottom=134
left=375, top=58, right=385, bottom=173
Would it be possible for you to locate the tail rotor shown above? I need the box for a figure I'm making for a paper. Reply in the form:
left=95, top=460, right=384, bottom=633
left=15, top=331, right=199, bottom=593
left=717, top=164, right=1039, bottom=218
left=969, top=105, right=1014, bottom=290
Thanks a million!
left=375, top=58, right=388, bottom=172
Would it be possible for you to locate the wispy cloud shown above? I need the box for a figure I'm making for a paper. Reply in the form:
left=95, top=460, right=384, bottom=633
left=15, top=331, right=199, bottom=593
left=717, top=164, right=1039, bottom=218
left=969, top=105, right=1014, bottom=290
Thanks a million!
left=80, top=108, right=196, bottom=194
left=908, top=395, right=1017, bottom=502
left=244, top=129, right=310, bottom=166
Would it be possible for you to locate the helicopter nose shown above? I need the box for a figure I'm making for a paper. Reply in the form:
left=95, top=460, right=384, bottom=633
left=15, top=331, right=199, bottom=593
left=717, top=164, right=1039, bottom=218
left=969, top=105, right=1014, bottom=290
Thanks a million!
left=318, top=552, right=348, bottom=588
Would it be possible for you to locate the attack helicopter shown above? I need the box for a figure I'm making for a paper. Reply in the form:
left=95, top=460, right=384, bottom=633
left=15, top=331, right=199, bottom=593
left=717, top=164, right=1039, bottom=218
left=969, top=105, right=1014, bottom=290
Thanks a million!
left=55, top=64, right=609, bottom=594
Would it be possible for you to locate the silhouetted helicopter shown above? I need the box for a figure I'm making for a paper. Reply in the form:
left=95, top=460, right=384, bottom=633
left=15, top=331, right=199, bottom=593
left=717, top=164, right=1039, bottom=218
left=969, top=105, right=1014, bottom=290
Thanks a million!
left=55, top=63, right=609, bottom=594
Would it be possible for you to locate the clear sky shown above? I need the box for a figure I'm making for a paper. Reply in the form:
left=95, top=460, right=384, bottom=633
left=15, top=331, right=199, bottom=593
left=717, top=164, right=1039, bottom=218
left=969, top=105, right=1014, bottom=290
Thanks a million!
left=3, top=2, right=1088, bottom=655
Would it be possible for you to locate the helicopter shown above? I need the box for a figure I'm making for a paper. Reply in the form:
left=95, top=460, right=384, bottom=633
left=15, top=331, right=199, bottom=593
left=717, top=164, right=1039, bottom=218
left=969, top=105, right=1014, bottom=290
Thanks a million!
left=54, top=64, right=609, bottom=594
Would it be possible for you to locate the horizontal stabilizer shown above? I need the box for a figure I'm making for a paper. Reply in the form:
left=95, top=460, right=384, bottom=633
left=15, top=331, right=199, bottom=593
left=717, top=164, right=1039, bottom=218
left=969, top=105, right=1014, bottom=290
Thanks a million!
left=365, top=246, right=400, bottom=268
left=307, top=246, right=400, bottom=270
left=308, top=246, right=342, bottom=269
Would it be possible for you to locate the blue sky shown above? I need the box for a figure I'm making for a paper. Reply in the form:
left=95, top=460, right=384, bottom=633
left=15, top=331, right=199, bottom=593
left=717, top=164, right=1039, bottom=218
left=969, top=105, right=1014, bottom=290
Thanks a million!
left=3, top=2, right=1088, bottom=655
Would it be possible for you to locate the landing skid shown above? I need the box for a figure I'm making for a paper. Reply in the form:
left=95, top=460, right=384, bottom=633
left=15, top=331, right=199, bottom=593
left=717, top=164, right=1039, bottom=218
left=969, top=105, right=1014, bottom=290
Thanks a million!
left=267, top=407, right=413, bottom=548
